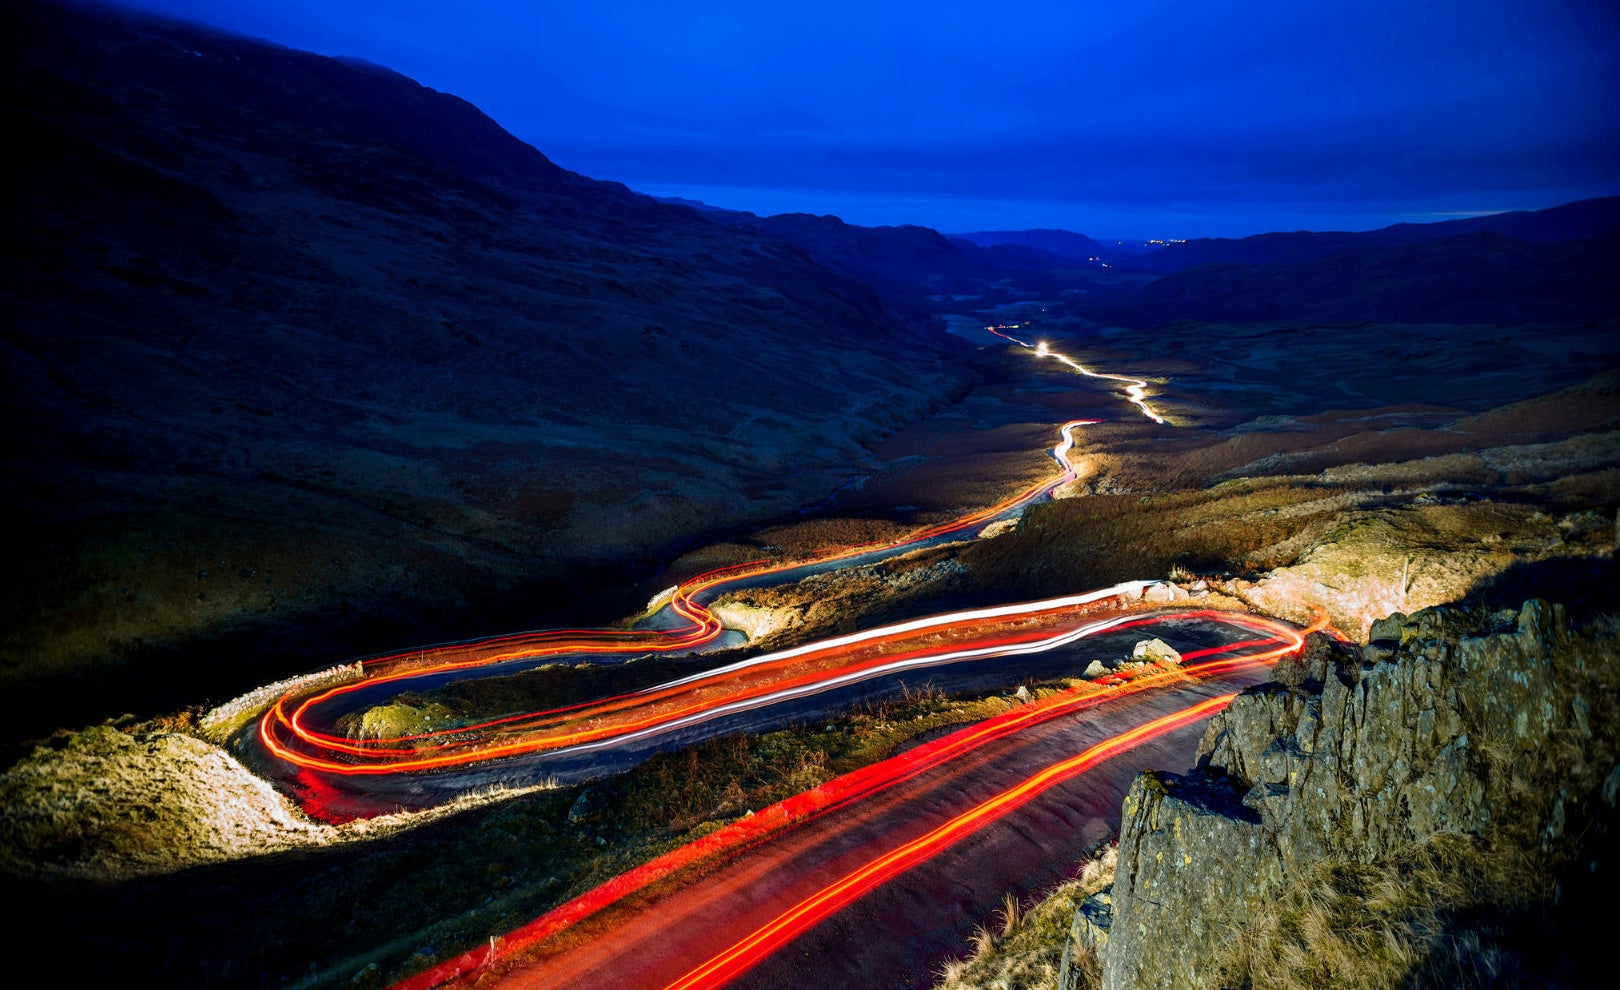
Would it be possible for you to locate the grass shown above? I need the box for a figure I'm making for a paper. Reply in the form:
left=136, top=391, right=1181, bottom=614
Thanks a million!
left=614, top=682, right=1022, bottom=834
left=933, top=845, right=1117, bottom=990
left=11, top=325, right=1617, bottom=988
left=707, top=549, right=967, bottom=646
left=947, top=362, right=1620, bottom=626
left=199, top=375, right=1619, bottom=986
left=1216, top=835, right=1524, bottom=990
left=340, top=547, right=982, bottom=747
left=961, top=483, right=1369, bottom=593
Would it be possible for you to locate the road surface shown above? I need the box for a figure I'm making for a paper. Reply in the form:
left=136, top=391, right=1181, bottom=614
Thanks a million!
left=394, top=612, right=1309, bottom=990
left=230, top=338, right=1317, bottom=988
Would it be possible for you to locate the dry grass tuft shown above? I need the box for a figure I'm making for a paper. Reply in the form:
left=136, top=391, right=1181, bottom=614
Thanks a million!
left=998, top=891, right=1023, bottom=939
left=1219, top=835, right=1507, bottom=990
left=1065, top=945, right=1103, bottom=990
left=970, top=924, right=998, bottom=957
left=933, top=845, right=1117, bottom=990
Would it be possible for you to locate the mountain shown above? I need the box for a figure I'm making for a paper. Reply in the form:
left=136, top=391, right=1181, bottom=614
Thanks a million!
left=772, top=216, right=1121, bottom=310
left=646, top=206, right=1083, bottom=316
left=656, top=198, right=1087, bottom=292
left=1088, top=225, right=1620, bottom=326
left=1072, top=196, right=1620, bottom=326
left=746, top=213, right=1018, bottom=307
left=1123, top=196, right=1620, bottom=274
left=652, top=194, right=729, bottom=213
left=948, top=237, right=1087, bottom=270
left=952, top=228, right=1116, bottom=263
left=0, top=0, right=971, bottom=735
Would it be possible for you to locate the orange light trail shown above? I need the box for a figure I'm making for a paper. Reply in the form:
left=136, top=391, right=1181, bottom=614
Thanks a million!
left=662, top=693, right=1236, bottom=990
left=262, top=587, right=1141, bottom=773
left=388, top=610, right=1309, bottom=990
left=228, top=319, right=1345, bottom=990
left=258, top=420, right=1097, bottom=776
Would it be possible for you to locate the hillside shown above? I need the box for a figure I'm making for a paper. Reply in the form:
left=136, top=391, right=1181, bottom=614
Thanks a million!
left=664, top=207, right=1087, bottom=316
left=0, top=0, right=971, bottom=739
left=1122, top=196, right=1620, bottom=274
left=2, top=4, right=1616, bottom=989
left=952, top=228, right=1117, bottom=263
left=1092, top=229, right=1620, bottom=326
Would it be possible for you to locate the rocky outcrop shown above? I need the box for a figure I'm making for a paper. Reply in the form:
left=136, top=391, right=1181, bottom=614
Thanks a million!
left=0, top=721, right=550, bottom=880
left=1060, top=599, right=1602, bottom=990
left=0, top=726, right=325, bottom=879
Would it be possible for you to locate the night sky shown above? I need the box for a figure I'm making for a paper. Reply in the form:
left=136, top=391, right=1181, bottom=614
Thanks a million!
left=116, top=0, right=1618, bottom=238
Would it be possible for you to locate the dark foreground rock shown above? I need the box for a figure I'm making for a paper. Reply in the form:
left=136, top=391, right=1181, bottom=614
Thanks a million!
left=1060, top=600, right=1619, bottom=989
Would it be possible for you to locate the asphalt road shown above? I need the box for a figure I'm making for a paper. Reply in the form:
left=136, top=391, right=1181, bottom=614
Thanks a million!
left=481, top=657, right=1267, bottom=990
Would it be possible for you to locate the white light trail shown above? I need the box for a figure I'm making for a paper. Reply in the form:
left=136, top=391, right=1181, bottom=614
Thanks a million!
left=983, top=325, right=1167, bottom=425
left=1042, top=346, right=1166, bottom=424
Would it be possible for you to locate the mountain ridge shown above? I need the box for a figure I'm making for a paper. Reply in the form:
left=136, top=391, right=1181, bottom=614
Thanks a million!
left=1120, top=195, right=1620, bottom=273
left=0, top=0, right=971, bottom=735
left=1090, top=227, right=1620, bottom=326
left=951, top=228, right=1117, bottom=263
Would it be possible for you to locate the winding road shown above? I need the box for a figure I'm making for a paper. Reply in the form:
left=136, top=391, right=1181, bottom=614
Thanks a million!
left=396, top=618, right=1305, bottom=990
left=249, top=419, right=1101, bottom=815
left=236, top=330, right=1319, bottom=988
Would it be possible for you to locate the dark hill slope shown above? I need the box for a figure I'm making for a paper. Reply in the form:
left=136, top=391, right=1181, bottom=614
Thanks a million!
left=750, top=213, right=988, bottom=301
left=1090, top=229, right=1620, bottom=326
left=747, top=213, right=1085, bottom=307
left=664, top=206, right=1082, bottom=314
left=1125, top=196, right=1620, bottom=274
left=952, top=228, right=1115, bottom=263
left=0, top=0, right=969, bottom=736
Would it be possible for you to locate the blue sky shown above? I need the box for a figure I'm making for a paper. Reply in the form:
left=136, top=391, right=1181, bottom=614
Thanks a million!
left=118, top=1, right=1619, bottom=237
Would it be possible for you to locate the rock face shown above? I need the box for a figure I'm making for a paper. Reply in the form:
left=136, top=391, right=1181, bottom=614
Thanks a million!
left=1062, top=599, right=1590, bottom=990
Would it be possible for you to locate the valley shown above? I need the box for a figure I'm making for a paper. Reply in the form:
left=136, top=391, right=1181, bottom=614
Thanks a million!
left=2, top=4, right=1616, bottom=990
left=6, top=310, right=1614, bottom=989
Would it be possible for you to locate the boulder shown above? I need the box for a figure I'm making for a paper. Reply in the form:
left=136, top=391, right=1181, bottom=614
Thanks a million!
left=1142, top=583, right=1176, bottom=604
left=1130, top=638, right=1182, bottom=666
left=566, top=787, right=610, bottom=823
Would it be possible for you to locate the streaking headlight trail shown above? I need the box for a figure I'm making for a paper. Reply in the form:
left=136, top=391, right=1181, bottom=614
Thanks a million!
left=986, top=323, right=1166, bottom=424
left=233, top=324, right=1336, bottom=990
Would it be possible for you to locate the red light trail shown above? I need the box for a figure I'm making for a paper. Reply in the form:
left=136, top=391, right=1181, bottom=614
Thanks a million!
left=233, top=328, right=1329, bottom=990
left=258, top=338, right=1174, bottom=782
left=663, top=694, right=1237, bottom=990
left=388, top=609, right=1320, bottom=990
left=258, top=420, right=1100, bottom=776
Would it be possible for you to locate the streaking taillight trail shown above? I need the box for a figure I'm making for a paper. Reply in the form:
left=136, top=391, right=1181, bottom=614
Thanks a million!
left=259, top=420, right=1099, bottom=775
left=388, top=609, right=1325, bottom=990
left=664, top=694, right=1235, bottom=990
left=246, top=335, right=1335, bottom=989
